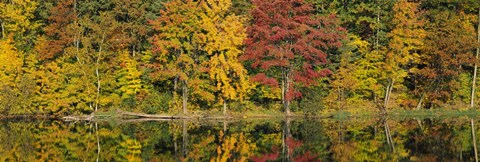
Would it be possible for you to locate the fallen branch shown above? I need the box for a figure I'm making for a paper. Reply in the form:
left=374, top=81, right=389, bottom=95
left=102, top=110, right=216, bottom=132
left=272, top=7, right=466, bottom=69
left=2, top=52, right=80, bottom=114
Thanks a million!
left=116, top=109, right=190, bottom=119
left=62, top=113, right=94, bottom=121
left=62, top=109, right=194, bottom=121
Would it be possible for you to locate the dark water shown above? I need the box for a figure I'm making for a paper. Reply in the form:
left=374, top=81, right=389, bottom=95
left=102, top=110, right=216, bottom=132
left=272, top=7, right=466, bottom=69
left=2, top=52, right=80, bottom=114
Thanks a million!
left=1, top=117, right=479, bottom=161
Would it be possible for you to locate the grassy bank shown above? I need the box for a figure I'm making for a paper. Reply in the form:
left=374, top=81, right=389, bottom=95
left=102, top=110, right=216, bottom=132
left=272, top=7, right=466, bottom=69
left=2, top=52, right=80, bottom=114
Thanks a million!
left=91, top=107, right=480, bottom=120
left=316, top=108, right=480, bottom=120
left=4, top=106, right=480, bottom=121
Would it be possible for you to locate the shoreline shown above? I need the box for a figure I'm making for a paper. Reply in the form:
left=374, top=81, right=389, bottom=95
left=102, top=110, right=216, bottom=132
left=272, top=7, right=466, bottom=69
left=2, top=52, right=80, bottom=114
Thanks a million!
left=1, top=108, right=480, bottom=121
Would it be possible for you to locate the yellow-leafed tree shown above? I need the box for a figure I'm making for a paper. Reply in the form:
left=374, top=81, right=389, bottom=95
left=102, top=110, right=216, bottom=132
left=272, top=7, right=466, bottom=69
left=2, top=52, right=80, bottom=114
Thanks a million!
left=326, top=34, right=384, bottom=110
left=0, top=0, right=40, bottom=38
left=200, top=0, right=252, bottom=115
left=212, top=131, right=256, bottom=162
left=0, top=38, right=23, bottom=113
left=150, top=0, right=213, bottom=114
left=116, top=51, right=143, bottom=100
left=0, top=38, right=22, bottom=87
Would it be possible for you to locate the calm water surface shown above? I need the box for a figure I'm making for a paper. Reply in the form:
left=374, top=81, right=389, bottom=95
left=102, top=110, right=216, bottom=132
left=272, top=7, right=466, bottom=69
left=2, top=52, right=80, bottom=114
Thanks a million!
left=1, top=117, right=479, bottom=161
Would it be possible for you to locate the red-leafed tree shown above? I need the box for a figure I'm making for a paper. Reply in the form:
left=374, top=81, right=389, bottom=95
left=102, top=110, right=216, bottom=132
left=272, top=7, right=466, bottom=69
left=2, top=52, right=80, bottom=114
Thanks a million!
left=241, top=0, right=345, bottom=115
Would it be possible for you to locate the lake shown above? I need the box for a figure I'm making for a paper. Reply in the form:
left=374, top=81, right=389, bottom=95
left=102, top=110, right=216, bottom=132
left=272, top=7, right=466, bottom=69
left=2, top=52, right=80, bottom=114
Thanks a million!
left=1, top=117, right=479, bottom=161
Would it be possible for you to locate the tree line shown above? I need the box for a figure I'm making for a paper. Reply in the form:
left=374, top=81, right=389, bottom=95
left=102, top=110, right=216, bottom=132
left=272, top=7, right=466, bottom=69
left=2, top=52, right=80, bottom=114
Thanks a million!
left=1, top=0, right=480, bottom=116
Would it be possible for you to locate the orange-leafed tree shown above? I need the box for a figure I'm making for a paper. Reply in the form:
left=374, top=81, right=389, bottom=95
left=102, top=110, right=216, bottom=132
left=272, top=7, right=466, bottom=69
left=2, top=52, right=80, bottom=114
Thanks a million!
left=40, top=0, right=78, bottom=61
left=384, top=0, right=426, bottom=109
left=414, top=9, right=477, bottom=108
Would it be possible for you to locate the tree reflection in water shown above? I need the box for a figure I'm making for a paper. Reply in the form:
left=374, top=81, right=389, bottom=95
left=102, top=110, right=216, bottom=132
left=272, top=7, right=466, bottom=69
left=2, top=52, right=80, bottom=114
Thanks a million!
left=0, top=118, right=479, bottom=161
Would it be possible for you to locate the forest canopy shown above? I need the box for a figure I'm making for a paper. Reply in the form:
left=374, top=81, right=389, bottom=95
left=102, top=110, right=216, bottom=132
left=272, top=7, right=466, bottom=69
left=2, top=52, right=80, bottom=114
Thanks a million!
left=1, top=0, right=480, bottom=116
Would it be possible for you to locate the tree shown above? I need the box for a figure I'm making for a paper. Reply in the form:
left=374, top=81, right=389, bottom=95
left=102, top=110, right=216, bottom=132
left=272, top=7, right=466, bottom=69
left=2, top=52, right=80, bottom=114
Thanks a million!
left=0, top=0, right=41, bottom=115
left=37, top=0, right=134, bottom=114
left=325, top=35, right=360, bottom=109
left=115, top=50, right=143, bottom=100
left=326, top=34, right=384, bottom=109
left=414, top=8, right=477, bottom=108
left=40, top=0, right=78, bottom=61
left=471, top=6, right=480, bottom=108
left=34, top=0, right=97, bottom=114
left=212, top=131, right=257, bottom=161
left=0, top=38, right=22, bottom=88
left=149, top=0, right=209, bottom=114
left=0, top=0, right=40, bottom=40
left=242, top=0, right=345, bottom=115
left=384, top=0, right=426, bottom=109
left=308, top=0, right=394, bottom=46
left=0, top=38, right=24, bottom=114
left=200, top=0, right=252, bottom=115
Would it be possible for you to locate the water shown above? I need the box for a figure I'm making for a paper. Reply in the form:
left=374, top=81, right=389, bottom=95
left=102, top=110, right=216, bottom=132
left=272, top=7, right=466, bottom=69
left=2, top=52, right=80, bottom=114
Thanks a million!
left=1, top=117, right=479, bottom=161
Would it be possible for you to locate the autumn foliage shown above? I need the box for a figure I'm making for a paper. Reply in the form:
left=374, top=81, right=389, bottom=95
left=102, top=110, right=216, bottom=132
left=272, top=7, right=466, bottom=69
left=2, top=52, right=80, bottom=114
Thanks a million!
left=242, top=0, right=345, bottom=113
left=2, top=0, right=480, bottom=116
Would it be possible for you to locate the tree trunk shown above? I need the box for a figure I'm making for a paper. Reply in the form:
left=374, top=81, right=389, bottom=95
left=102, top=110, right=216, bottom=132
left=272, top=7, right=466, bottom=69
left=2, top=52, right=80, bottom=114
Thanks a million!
left=282, top=118, right=291, bottom=161
left=384, top=83, right=390, bottom=107
left=384, top=119, right=395, bottom=152
left=132, top=45, right=135, bottom=57
left=95, top=33, right=105, bottom=112
left=73, top=0, right=79, bottom=62
left=283, top=70, right=291, bottom=116
left=223, top=120, right=227, bottom=132
left=381, top=80, right=392, bottom=114
left=416, top=93, right=425, bottom=110
left=281, top=71, right=285, bottom=107
left=95, top=68, right=100, bottom=111
left=182, top=80, right=188, bottom=115
left=473, top=119, right=478, bottom=162
left=75, top=38, right=81, bottom=63
left=95, top=122, right=101, bottom=162
left=173, top=76, right=178, bottom=108
left=416, top=117, right=423, bottom=130
left=389, top=80, right=394, bottom=104
left=472, top=8, right=480, bottom=108
left=339, top=121, right=343, bottom=144
left=223, top=100, right=227, bottom=116
left=384, top=79, right=394, bottom=109
left=182, top=120, right=188, bottom=159
left=376, top=8, right=380, bottom=52
left=384, top=121, right=390, bottom=146
left=1, top=22, right=4, bottom=38
left=174, top=140, right=178, bottom=160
